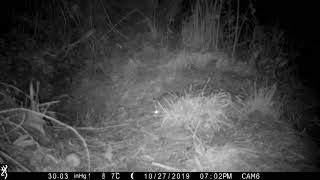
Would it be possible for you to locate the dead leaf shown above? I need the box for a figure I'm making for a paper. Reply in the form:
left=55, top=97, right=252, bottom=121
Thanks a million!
left=103, top=143, right=113, bottom=162
left=13, top=134, right=35, bottom=148
left=23, top=111, right=46, bottom=135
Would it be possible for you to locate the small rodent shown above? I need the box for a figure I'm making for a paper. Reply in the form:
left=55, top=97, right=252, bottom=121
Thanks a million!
left=152, top=92, right=179, bottom=116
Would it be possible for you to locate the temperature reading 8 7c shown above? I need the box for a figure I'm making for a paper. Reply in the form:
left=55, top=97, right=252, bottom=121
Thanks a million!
left=101, top=172, right=120, bottom=180
left=111, top=172, right=121, bottom=179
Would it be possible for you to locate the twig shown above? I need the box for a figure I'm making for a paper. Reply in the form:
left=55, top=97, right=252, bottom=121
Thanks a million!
left=99, top=0, right=129, bottom=40
left=3, top=113, right=27, bottom=135
left=0, top=82, right=29, bottom=99
left=75, top=123, right=130, bottom=131
left=1, top=123, right=11, bottom=143
left=151, top=162, right=182, bottom=171
left=0, top=150, right=31, bottom=172
left=61, top=29, right=96, bottom=57
left=232, top=0, right=240, bottom=59
left=101, top=9, right=145, bottom=41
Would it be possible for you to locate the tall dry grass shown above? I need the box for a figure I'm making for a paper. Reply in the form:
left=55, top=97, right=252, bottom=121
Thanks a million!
left=182, top=0, right=221, bottom=51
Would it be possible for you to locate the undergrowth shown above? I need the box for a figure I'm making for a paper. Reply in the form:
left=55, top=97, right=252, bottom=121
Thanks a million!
left=0, top=0, right=318, bottom=172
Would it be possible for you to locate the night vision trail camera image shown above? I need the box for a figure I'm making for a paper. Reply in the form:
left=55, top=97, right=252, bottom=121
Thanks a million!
left=0, top=0, right=319, bottom=172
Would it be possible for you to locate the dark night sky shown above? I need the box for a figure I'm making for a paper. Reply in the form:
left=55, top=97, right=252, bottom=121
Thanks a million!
left=257, top=0, right=318, bottom=47
left=257, top=0, right=319, bottom=87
